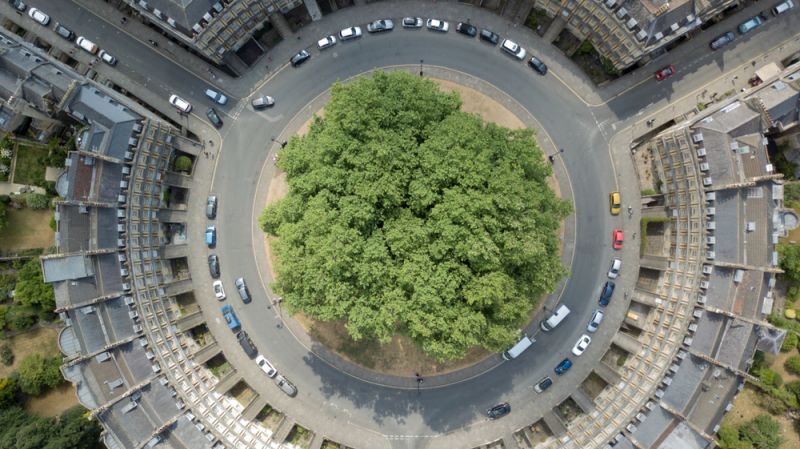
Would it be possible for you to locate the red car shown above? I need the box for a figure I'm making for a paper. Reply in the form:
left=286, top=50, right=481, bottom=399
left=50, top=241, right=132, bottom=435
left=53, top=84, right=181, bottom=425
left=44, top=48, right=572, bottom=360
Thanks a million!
left=655, top=65, right=676, bottom=81
left=613, top=229, right=624, bottom=249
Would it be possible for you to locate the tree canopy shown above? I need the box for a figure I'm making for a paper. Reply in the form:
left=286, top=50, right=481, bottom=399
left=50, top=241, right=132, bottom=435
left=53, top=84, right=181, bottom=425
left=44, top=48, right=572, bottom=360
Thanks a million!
left=14, top=258, right=54, bottom=312
left=260, top=71, right=570, bottom=360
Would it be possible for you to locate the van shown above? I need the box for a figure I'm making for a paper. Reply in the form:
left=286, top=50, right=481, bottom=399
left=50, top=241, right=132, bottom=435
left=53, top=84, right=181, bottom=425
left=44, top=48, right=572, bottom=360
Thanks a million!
left=772, top=0, right=794, bottom=15
left=540, top=304, right=571, bottom=331
left=76, top=36, right=98, bottom=55
left=502, top=335, right=535, bottom=360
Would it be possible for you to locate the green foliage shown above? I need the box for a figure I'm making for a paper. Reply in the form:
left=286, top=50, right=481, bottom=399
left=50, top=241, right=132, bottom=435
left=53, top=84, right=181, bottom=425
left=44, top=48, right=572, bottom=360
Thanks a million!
left=49, top=212, right=56, bottom=231
left=780, top=243, right=800, bottom=282
left=757, top=392, right=788, bottom=415
left=773, top=143, right=797, bottom=180
left=261, top=72, right=571, bottom=360
left=0, top=305, right=6, bottom=330
left=719, top=415, right=783, bottom=449
left=15, top=258, right=54, bottom=312
left=0, top=202, right=7, bottom=232
left=641, top=188, right=657, bottom=196
left=0, top=377, right=17, bottom=407
left=575, top=40, right=594, bottom=56
left=785, top=182, right=800, bottom=208
left=758, top=367, right=783, bottom=389
left=7, top=306, right=35, bottom=331
left=0, top=344, right=12, bottom=366
left=15, top=354, right=63, bottom=396
left=23, top=193, right=49, bottom=210
left=0, top=406, right=103, bottom=449
left=786, top=355, right=800, bottom=375
left=173, top=155, right=192, bottom=172
left=769, top=314, right=800, bottom=334
left=781, top=331, right=798, bottom=351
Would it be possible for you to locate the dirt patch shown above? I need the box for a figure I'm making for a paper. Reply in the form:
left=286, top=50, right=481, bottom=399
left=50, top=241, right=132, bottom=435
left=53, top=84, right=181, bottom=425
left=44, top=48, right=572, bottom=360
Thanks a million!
left=263, top=78, right=559, bottom=376
left=24, top=383, right=78, bottom=417
left=765, top=350, right=800, bottom=383
left=0, top=326, right=60, bottom=378
left=0, top=209, right=55, bottom=253
left=723, top=386, right=800, bottom=449
left=634, top=146, right=658, bottom=194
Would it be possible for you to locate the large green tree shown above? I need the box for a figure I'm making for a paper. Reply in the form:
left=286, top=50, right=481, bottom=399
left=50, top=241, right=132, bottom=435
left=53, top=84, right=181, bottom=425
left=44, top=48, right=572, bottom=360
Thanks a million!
left=261, top=71, right=570, bottom=360
left=15, top=258, right=54, bottom=312
left=15, top=354, right=63, bottom=396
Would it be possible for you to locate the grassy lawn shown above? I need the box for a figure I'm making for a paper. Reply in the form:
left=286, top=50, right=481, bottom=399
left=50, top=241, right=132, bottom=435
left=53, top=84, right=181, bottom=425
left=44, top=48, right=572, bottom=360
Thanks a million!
left=12, top=143, right=49, bottom=185
left=0, top=326, right=60, bottom=378
left=0, top=209, right=54, bottom=252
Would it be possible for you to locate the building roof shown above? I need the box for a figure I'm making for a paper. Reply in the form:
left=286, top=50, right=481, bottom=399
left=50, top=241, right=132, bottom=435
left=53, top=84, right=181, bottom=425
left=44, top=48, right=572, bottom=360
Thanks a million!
left=42, top=254, right=95, bottom=282
left=67, top=85, right=142, bottom=160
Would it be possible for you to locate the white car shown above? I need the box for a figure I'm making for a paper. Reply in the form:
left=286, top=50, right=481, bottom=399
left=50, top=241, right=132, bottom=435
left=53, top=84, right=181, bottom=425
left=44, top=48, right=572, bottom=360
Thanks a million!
left=339, top=26, right=362, bottom=41
left=28, top=7, right=50, bottom=26
left=572, top=334, right=592, bottom=356
left=317, top=35, right=337, bottom=50
left=426, top=19, right=449, bottom=32
left=255, top=355, right=277, bottom=377
left=99, top=50, right=117, bottom=66
left=501, top=39, right=526, bottom=60
left=607, top=258, right=622, bottom=279
left=402, top=17, right=423, bottom=28
left=212, top=280, right=225, bottom=300
left=169, top=94, right=192, bottom=113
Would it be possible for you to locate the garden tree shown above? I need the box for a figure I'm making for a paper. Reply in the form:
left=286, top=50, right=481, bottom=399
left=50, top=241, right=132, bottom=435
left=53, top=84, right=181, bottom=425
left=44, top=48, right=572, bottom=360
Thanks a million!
left=0, top=407, right=34, bottom=449
left=173, top=155, right=193, bottom=172
left=781, top=331, right=798, bottom=351
left=15, top=258, right=54, bottom=312
left=786, top=354, right=800, bottom=375
left=14, top=415, right=56, bottom=449
left=0, top=377, right=17, bottom=407
left=42, top=406, right=104, bottom=449
left=260, top=71, right=571, bottom=360
left=739, top=414, right=783, bottom=449
left=15, top=353, right=63, bottom=396
left=779, top=243, right=800, bottom=282
left=23, top=193, right=49, bottom=209
left=0, top=202, right=7, bottom=232
left=0, top=406, right=102, bottom=449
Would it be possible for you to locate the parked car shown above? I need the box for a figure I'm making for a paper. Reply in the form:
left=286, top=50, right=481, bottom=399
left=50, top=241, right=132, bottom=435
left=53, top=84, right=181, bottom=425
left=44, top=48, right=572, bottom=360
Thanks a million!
left=207, top=254, right=220, bottom=278
left=339, top=26, right=362, bottom=40
left=572, top=334, right=592, bottom=356
left=534, top=377, right=553, bottom=393
left=609, top=191, right=621, bottom=215
left=27, top=7, right=49, bottom=25
left=76, top=36, right=98, bottom=55
left=204, top=88, right=228, bottom=105
left=456, top=22, right=477, bottom=37
left=290, top=50, right=310, bottom=67
left=10, top=0, right=27, bottom=12
left=607, top=258, right=621, bottom=279
left=206, top=108, right=223, bottom=128
left=402, top=17, right=423, bottom=28
left=212, top=280, right=226, bottom=300
left=479, top=29, right=500, bottom=45
left=221, top=305, right=240, bottom=331
left=274, top=374, right=297, bottom=396
left=317, top=35, right=337, bottom=50
left=54, top=23, right=75, bottom=41
left=255, top=355, right=277, bottom=377
left=367, top=19, right=393, bottom=33
left=654, top=64, right=676, bottom=81
left=738, top=15, right=765, bottom=34
left=99, top=50, right=117, bottom=66
left=501, top=39, right=526, bottom=60
left=528, top=56, right=548, bottom=75
left=599, top=281, right=616, bottom=306
left=205, top=225, right=216, bottom=247
left=206, top=195, right=217, bottom=219
left=487, top=402, right=511, bottom=419
left=251, top=95, right=275, bottom=109
left=169, top=94, right=192, bottom=113
left=554, top=358, right=572, bottom=375
left=709, top=31, right=735, bottom=50
left=587, top=309, right=604, bottom=332
left=237, top=330, right=257, bottom=358
left=235, top=277, right=251, bottom=304
left=426, top=19, right=449, bottom=32
left=772, top=0, right=794, bottom=15
left=612, top=228, right=624, bottom=249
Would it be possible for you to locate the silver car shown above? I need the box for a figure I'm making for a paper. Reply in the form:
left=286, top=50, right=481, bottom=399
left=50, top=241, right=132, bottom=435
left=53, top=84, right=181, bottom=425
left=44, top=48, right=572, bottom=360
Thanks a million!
left=274, top=374, right=297, bottom=396
left=205, top=88, right=228, bottom=105
left=251, top=95, right=275, bottom=110
left=587, top=309, right=604, bottom=333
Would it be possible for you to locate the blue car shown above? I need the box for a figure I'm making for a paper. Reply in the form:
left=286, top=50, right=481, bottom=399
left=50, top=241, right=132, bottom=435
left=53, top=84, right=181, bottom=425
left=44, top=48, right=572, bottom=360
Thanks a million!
left=205, top=225, right=216, bottom=248
left=599, top=281, right=615, bottom=306
left=221, top=305, right=240, bottom=331
left=554, top=358, right=572, bottom=375
left=738, top=15, right=765, bottom=34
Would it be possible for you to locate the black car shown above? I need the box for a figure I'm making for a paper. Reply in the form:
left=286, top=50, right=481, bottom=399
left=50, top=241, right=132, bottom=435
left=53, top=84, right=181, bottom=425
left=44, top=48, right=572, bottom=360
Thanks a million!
left=534, top=377, right=553, bottom=393
left=207, top=254, right=220, bottom=278
left=236, top=330, right=257, bottom=358
left=487, top=402, right=511, bottom=419
left=456, top=22, right=477, bottom=37
left=709, top=31, right=735, bottom=51
left=206, top=195, right=217, bottom=219
left=206, top=108, right=223, bottom=128
left=54, top=22, right=75, bottom=41
left=479, top=29, right=500, bottom=45
left=290, top=50, right=310, bottom=67
left=528, top=56, right=548, bottom=75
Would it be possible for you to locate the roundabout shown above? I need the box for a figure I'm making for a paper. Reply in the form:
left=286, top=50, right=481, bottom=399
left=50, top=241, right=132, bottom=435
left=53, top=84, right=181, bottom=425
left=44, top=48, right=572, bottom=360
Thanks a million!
left=204, top=22, right=619, bottom=447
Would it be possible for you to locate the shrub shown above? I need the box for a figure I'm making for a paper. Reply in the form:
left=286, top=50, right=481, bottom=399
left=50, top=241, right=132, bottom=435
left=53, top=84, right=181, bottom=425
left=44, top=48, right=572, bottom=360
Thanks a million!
left=757, top=393, right=788, bottom=415
left=786, top=355, right=800, bottom=375
left=23, top=193, right=49, bottom=210
left=173, top=155, right=192, bottom=172
left=759, top=368, right=783, bottom=388
left=0, top=344, right=12, bottom=366
left=15, top=258, right=54, bottom=312
left=15, top=354, right=63, bottom=396
left=8, top=310, right=34, bottom=331
left=781, top=331, right=798, bottom=351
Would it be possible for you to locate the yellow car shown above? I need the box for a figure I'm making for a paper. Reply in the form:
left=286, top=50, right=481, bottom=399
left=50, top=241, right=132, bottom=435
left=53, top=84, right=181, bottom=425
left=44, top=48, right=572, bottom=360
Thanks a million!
left=609, top=192, right=621, bottom=215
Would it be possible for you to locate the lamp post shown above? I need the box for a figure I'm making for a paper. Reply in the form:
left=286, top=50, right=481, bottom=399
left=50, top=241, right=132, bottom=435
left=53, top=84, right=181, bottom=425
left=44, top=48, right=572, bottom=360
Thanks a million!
left=419, top=60, right=423, bottom=77
left=548, top=148, right=564, bottom=163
